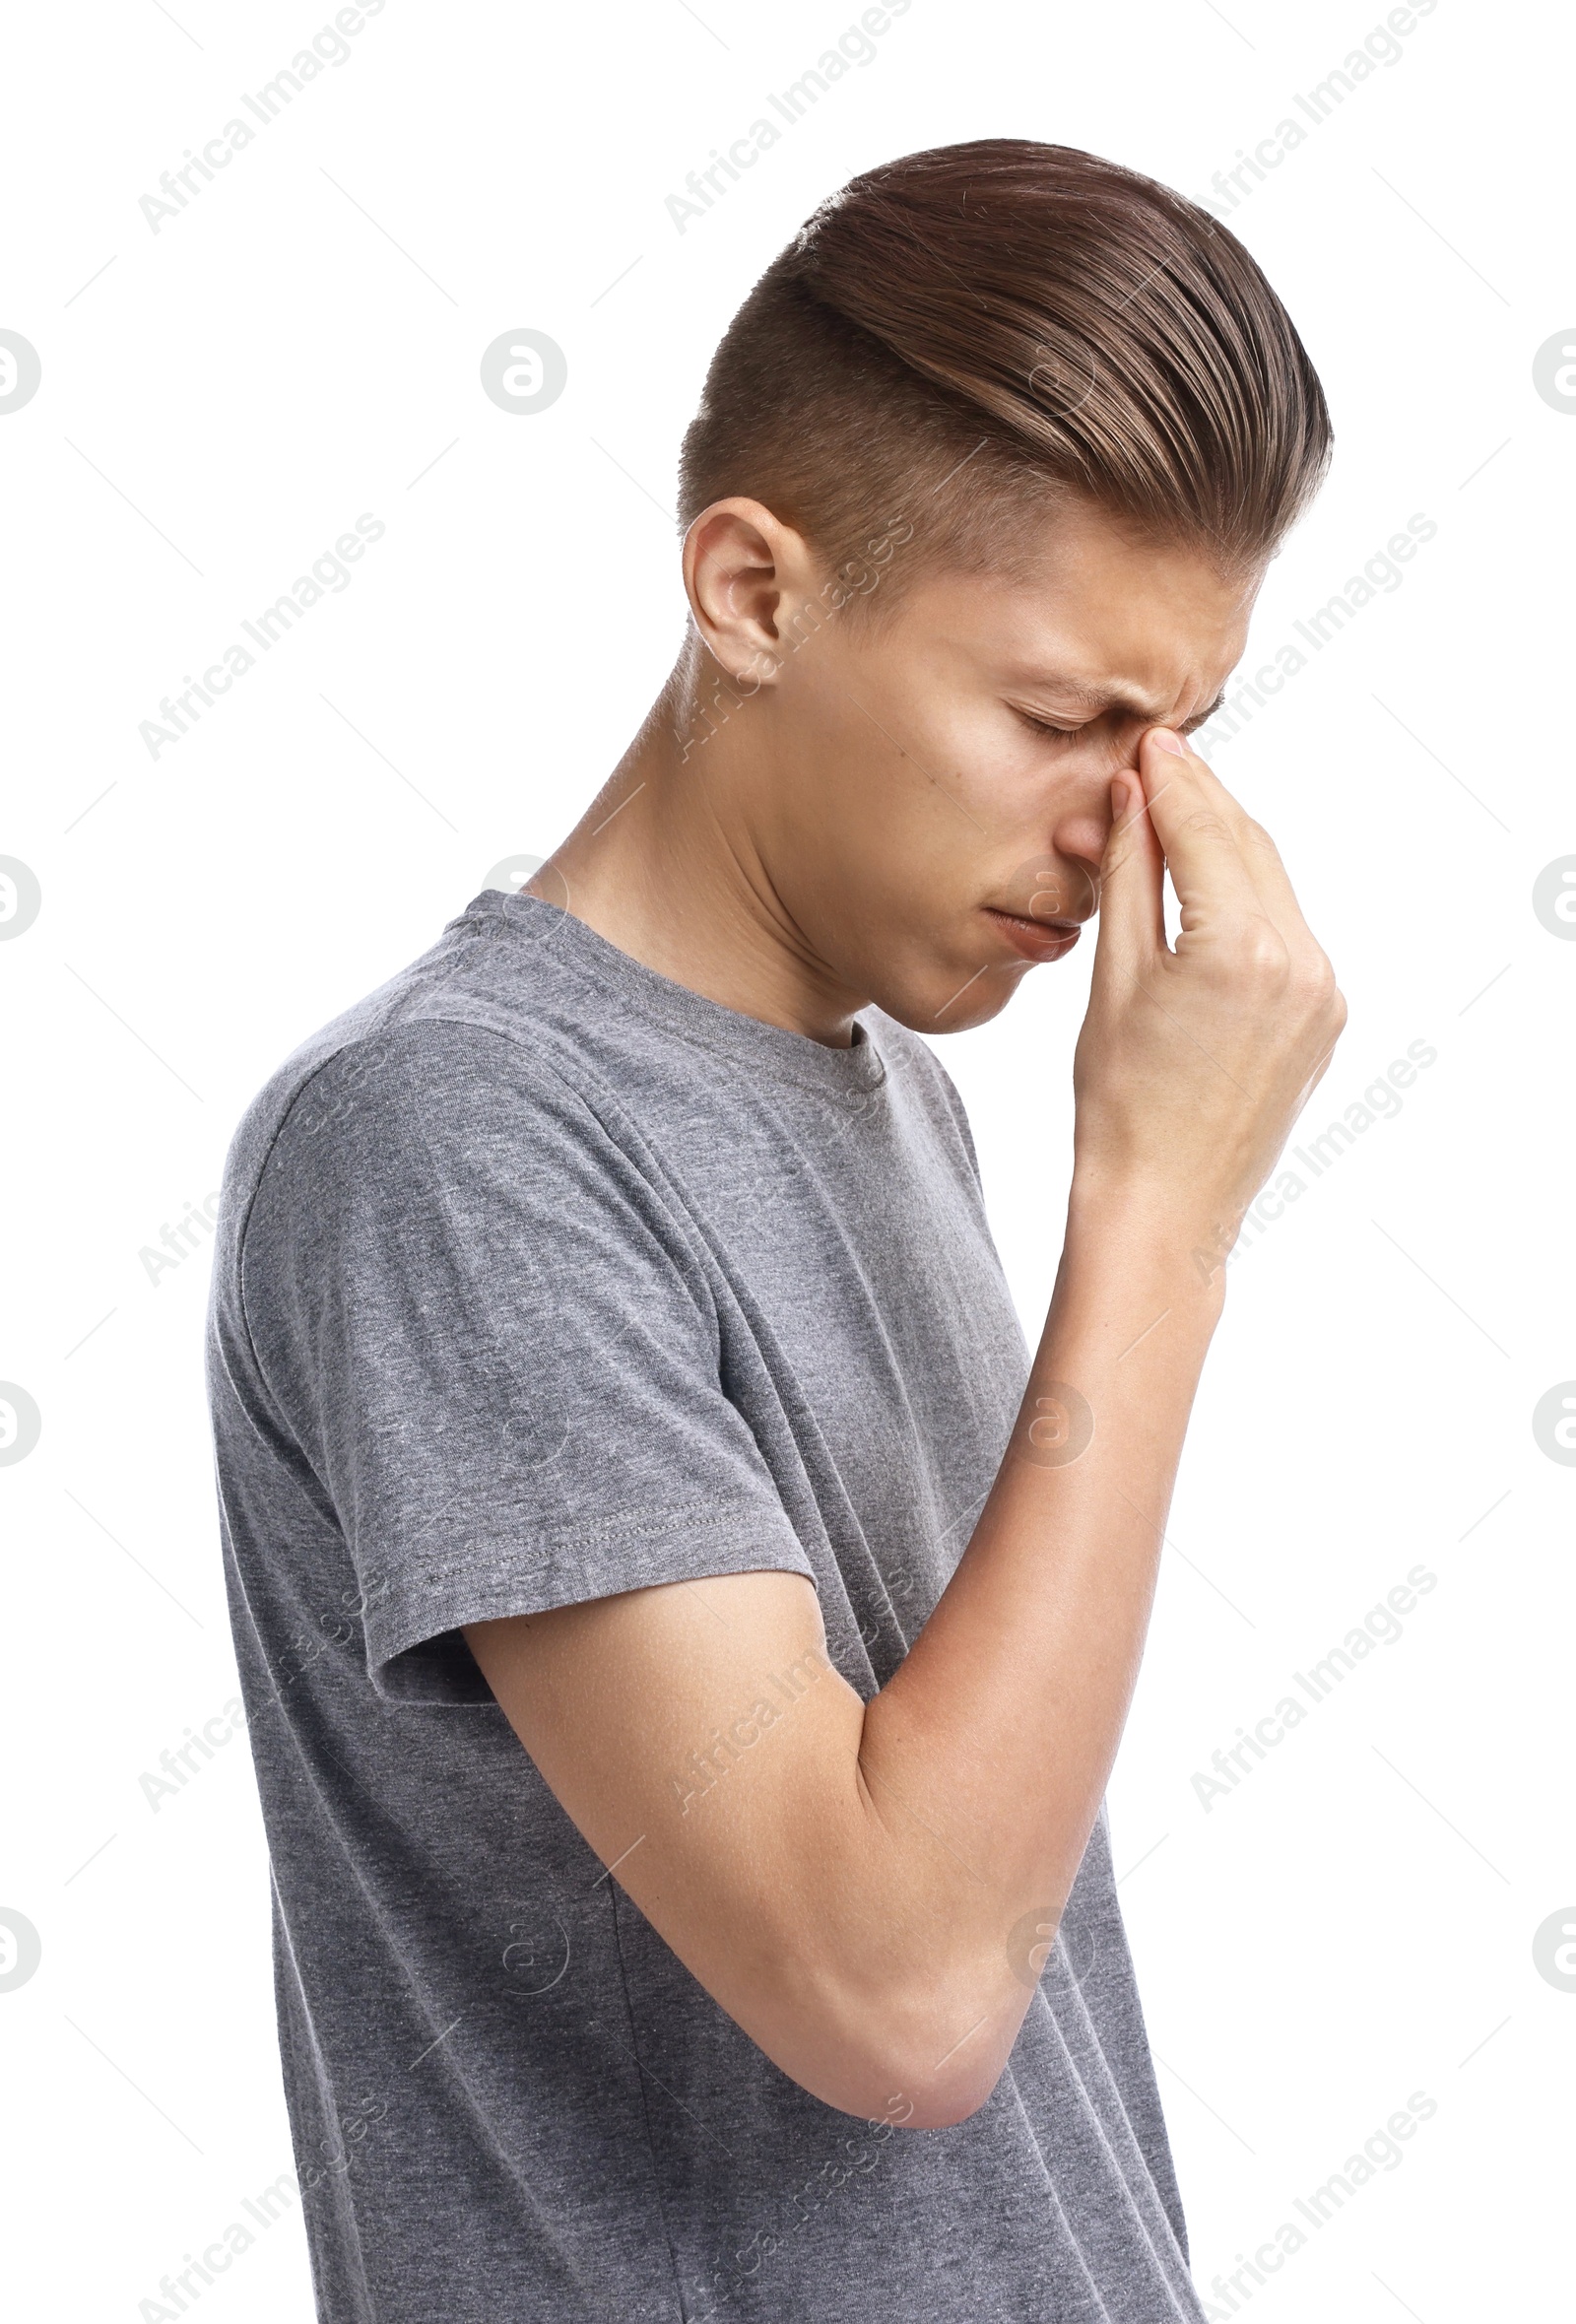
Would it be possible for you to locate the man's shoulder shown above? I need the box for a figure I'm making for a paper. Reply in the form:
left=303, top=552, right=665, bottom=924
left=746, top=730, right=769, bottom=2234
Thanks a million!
left=216, top=894, right=609, bottom=1238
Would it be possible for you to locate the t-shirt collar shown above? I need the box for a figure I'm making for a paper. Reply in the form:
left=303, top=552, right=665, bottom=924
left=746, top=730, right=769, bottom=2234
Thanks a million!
left=469, top=888, right=889, bottom=1100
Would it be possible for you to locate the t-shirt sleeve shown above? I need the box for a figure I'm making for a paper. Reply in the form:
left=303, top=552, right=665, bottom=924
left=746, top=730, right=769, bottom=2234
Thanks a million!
left=238, top=1018, right=816, bottom=1703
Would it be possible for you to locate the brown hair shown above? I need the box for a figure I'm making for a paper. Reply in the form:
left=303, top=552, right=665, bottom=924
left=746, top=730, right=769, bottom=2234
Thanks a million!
left=677, top=139, right=1331, bottom=602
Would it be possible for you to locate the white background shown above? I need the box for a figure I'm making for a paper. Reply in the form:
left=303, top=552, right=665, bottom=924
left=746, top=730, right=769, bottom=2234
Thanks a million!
left=1, top=1, right=1570, bottom=2317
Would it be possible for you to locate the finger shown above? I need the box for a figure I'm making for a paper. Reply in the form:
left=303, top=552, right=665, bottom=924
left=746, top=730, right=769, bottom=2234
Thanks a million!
left=1134, top=730, right=1272, bottom=943
left=1171, top=745, right=1322, bottom=954
left=1093, top=768, right=1165, bottom=968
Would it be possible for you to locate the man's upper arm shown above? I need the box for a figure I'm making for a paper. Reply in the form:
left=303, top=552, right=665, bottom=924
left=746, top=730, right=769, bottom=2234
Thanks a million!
left=465, top=1566, right=892, bottom=2112
left=240, top=1019, right=818, bottom=1702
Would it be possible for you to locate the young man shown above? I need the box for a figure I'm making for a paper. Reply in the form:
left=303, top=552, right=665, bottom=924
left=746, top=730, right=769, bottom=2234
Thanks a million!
left=207, top=140, right=1343, bottom=2321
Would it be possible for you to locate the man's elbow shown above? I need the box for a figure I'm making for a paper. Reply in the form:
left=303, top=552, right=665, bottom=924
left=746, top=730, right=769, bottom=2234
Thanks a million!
left=759, top=1958, right=1021, bottom=2132
left=786, top=2031, right=1011, bottom=2133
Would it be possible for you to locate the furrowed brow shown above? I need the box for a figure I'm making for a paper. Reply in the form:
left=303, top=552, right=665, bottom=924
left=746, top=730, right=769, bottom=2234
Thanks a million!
left=1020, top=676, right=1226, bottom=732
left=1019, top=677, right=1159, bottom=720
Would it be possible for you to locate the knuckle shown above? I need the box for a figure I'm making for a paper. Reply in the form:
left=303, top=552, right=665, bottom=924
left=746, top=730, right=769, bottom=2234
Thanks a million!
left=1177, top=807, right=1233, bottom=844
left=1230, top=919, right=1289, bottom=981
left=1292, top=950, right=1339, bottom=1006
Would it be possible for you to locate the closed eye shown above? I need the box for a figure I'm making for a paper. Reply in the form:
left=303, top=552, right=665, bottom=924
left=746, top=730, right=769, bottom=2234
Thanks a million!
left=1013, top=691, right=1228, bottom=741
left=1014, top=706, right=1087, bottom=738
left=1180, top=697, right=1226, bottom=736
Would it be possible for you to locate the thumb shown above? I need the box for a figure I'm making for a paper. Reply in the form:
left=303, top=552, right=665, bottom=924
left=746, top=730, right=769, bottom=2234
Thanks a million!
left=1093, top=769, right=1164, bottom=969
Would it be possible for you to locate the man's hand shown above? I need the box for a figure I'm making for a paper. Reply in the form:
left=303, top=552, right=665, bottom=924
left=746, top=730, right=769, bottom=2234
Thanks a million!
left=1074, top=724, right=1346, bottom=1243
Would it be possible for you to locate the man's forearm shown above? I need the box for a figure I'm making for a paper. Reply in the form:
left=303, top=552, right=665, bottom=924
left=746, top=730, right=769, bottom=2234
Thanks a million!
left=839, top=1183, right=1226, bottom=2118
left=467, top=1185, right=1235, bottom=2131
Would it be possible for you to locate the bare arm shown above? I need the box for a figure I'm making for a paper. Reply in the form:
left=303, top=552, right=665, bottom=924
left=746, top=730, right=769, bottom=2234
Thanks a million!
left=466, top=726, right=1346, bottom=2128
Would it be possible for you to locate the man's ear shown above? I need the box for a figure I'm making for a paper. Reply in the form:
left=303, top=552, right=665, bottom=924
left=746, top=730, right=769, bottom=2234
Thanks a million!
left=682, top=498, right=812, bottom=690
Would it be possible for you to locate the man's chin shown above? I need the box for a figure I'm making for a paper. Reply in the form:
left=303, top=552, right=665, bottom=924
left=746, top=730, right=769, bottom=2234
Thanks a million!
left=863, top=956, right=1031, bottom=1038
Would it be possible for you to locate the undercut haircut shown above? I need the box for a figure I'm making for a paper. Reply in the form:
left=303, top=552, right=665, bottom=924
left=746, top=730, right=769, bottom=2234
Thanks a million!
left=677, top=138, right=1332, bottom=609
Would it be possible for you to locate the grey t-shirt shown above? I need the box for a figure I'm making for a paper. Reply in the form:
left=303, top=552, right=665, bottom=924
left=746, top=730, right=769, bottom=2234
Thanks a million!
left=206, top=886, right=1205, bottom=2324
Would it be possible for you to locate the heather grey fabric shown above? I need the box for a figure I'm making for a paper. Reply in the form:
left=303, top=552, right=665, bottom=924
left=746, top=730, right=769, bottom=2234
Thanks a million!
left=206, top=886, right=1205, bottom=2323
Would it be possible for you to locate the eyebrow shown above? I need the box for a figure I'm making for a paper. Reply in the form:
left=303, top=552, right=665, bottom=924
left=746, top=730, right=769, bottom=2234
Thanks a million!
left=1018, top=678, right=1228, bottom=733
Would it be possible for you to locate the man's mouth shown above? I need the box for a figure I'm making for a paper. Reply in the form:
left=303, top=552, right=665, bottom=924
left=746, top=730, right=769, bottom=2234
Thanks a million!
left=981, top=906, right=1084, bottom=963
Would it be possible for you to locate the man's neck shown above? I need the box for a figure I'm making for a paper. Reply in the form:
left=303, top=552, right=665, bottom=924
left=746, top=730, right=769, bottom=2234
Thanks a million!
left=530, top=675, right=867, bottom=1048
